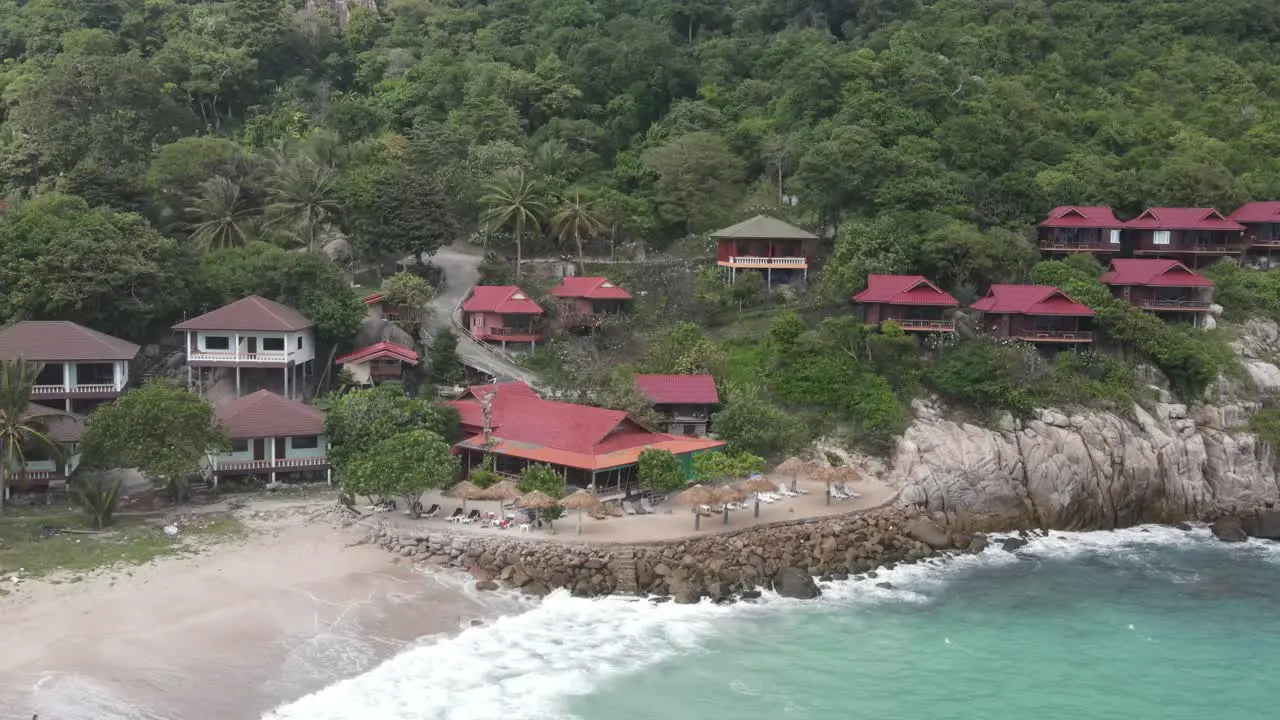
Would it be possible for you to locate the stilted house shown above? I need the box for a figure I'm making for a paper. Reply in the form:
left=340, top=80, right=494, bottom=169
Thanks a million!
left=6, top=404, right=85, bottom=498
left=335, top=342, right=419, bottom=386
left=1229, top=202, right=1280, bottom=263
left=174, top=295, right=315, bottom=399
left=853, top=275, right=959, bottom=332
left=460, top=286, right=547, bottom=350
left=1100, top=259, right=1214, bottom=326
left=971, top=285, right=1095, bottom=345
left=0, top=321, right=139, bottom=413
left=210, top=390, right=329, bottom=486
left=1037, top=206, right=1125, bottom=255
left=446, top=382, right=724, bottom=500
left=548, top=277, right=631, bottom=330
left=1126, top=208, right=1246, bottom=264
left=361, top=292, right=410, bottom=324
left=713, top=215, right=816, bottom=287
left=633, top=374, right=719, bottom=437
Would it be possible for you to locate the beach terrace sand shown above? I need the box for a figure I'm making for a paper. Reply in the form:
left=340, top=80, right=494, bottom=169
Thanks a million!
left=0, top=496, right=496, bottom=720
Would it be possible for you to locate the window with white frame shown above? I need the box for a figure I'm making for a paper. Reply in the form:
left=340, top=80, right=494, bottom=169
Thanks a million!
left=1153, top=230, right=1171, bottom=245
left=1109, top=229, right=1121, bottom=244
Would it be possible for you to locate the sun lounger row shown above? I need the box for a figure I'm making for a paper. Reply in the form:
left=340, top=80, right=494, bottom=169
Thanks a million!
left=829, top=483, right=862, bottom=501
left=621, top=497, right=660, bottom=515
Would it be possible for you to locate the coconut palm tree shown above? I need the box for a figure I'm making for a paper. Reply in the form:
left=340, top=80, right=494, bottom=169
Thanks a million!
left=480, top=169, right=545, bottom=278
left=551, top=191, right=605, bottom=273
left=0, top=359, right=59, bottom=507
left=186, top=176, right=255, bottom=250
left=265, top=158, right=341, bottom=252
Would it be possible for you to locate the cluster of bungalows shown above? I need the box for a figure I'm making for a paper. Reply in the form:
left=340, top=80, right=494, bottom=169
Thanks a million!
left=459, top=276, right=634, bottom=350
left=445, top=381, right=723, bottom=499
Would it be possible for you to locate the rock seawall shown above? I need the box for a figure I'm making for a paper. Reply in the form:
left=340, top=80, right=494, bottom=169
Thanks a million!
left=370, top=505, right=970, bottom=602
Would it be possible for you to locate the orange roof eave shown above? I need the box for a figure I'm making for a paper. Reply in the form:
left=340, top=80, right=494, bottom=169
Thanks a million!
left=456, top=435, right=725, bottom=471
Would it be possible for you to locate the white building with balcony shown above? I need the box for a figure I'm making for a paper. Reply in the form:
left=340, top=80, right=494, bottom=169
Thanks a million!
left=0, top=321, right=139, bottom=413
left=174, top=295, right=315, bottom=399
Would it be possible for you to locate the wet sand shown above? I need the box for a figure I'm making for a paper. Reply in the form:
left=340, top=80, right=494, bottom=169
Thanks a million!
left=0, top=501, right=496, bottom=720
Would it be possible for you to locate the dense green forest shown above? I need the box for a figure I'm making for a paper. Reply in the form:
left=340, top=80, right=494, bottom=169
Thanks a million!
left=4, top=0, right=1280, bottom=456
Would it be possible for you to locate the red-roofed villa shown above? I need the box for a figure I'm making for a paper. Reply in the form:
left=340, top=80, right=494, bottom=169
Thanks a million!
left=1229, top=202, right=1280, bottom=258
left=548, top=276, right=631, bottom=330
left=1038, top=206, right=1125, bottom=254
left=853, top=275, right=959, bottom=332
left=633, top=374, right=720, bottom=436
left=174, top=295, right=316, bottom=398
left=1126, top=208, right=1245, bottom=260
left=446, top=382, right=724, bottom=499
left=211, top=390, right=329, bottom=486
left=971, top=285, right=1095, bottom=344
left=1100, top=259, right=1214, bottom=326
left=335, top=342, right=419, bottom=386
left=713, top=215, right=816, bottom=286
left=461, top=286, right=547, bottom=349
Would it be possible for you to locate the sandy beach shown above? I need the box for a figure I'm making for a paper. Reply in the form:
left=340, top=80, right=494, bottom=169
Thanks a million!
left=0, top=498, right=498, bottom=720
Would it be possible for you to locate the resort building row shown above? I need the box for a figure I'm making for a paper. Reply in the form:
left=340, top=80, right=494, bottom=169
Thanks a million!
left=1038, top=202, right=1280, bottom=264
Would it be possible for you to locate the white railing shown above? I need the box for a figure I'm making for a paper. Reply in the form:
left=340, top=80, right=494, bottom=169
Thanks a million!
left=216, top=456, right=329, bottom=472
left=896, top=319, right=957, bottom=331
left=31, top=383, right=120, bottom=395
left=1135, top=299, right=1211, bottom=310
left=189, top=350, right=290, bottom=363
left=726, top=256, right=807, bottom=267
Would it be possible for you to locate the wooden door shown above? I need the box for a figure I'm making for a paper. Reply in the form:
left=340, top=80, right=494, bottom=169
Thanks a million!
left=253, top=439, right=265, bottom=461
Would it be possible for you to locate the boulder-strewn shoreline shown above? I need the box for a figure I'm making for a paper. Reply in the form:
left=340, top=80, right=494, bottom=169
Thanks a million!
left=370, top=504, right=985, bottom=602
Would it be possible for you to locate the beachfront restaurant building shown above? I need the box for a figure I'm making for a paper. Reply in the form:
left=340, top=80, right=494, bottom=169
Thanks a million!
left=446, top=382, right=724, bottom=500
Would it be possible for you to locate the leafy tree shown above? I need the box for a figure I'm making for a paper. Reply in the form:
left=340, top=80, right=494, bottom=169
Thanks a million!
left=481, top=169, right=546, bottom=278
left=186, top=176, right=256, bottom=250
left=641, top=131, right=745, bottom=235
left=638, top=448, right=685, bottom=493
left=146, top=137, right=253, bottom=227
left=343, top=163, right=457, bottom=263
left=341, top=429, right=458, bottom=516
left=518, top=463, right=565, bottom=497
left=711, top=386, right=804, bottom=457
left=324, top=383, right=461, bottom=471
left=0, top=360, right=60, bottom=506
left=80, top=379, right=228, bottom=501
left=641, top=322, right=726, bottom=376
left=693, top=450, right=764, bottom=482
left=428, top=328, right=466, bottom=386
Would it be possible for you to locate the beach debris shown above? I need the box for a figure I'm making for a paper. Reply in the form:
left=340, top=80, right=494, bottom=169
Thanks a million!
left=163, top=525, right=179, bottom=536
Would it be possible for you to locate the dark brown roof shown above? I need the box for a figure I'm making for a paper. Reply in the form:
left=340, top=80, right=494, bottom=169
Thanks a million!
left=26, top=403, right=86, bottom=443
left=0, top=321, right=140, bottom=361
left=215, top=390, right=326, bottom=439
left=173, top=296, right=312, bottom=332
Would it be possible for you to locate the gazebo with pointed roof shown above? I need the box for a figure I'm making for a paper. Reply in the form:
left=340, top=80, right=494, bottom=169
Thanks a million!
left=712, top=215, right=817, bottom=287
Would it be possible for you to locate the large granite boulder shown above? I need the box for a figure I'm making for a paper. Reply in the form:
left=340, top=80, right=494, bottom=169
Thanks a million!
left=1211, top=517, right=1248, bottom=543
left=771, top=567, right=821, bottom=600
left=905, top=517, right=952, bottom=550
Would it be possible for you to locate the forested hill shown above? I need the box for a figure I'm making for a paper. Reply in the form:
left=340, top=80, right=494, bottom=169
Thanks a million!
left=2, top=0, right=1280, bottom=335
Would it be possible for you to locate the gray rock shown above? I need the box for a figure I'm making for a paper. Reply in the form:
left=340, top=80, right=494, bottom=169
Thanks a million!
left=1000, top=537, right=1029, bottom=552
left=1242, top=511, right=1280, bottom=539
left=672, top=589, right=703, bottom=604
left=905, top=518, right=952, bottom=550
left=968, top=534, right=989, bottom=553
left=771, top=567, right=821, bottom=600
left=1212, top=517, right=1248, bottom=543
left=475, top=580, right=499, bottom=592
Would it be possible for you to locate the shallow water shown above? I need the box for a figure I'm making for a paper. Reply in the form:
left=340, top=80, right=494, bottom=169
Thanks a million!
left=269, top=526, right=1280, bottom=720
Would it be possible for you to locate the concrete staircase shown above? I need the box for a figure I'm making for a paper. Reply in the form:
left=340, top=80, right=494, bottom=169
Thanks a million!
left=612, top=549, right=638, bottom=595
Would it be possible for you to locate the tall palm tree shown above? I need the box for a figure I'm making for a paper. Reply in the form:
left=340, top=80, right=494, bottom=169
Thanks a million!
left=551, top=191, right=605, bottom=273
left=186, top=176, right=255, bottom=250
left=0, top=360, right=59, bottom=507
left=480, top=169, right=545, bottom=278
left=266, top=158, right=341, bottom=252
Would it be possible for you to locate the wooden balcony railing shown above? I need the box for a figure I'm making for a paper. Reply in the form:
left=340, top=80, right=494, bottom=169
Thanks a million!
left=1015, top=330, right=1094, bottom=342
left=724, top=256, right=808, bottom=267
left=1040, top=242, right=1117, bottom=252
left=1134, top=299, right=1212, bottom=311
left=31, top=383, right=120, bottom=395
left=189, top=350, right=291, bottom=363
left=216, top=456, right=329, bottom=472
left=482, top=326, right=545, bottom=337
left=1247, top=237, right=1280, bottom=248
left=896, top=319, right=957, bottom=332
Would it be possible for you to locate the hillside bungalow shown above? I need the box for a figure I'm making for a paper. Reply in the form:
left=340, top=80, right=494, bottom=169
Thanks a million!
left=1126, top=208, right=1246, bottom=263
left=853, top=275, right=959, bottom=332
left=446, top=382, right=724, bottom=500
left=633, top=374, right=719, bottom=437
left=713, top=215, right=817, bottom=287
left=1038, top=206, right=1125, bottom=254
left=1229, top=201, right=1280, bottom=261
left=1100, top=259, right=1214, bottom=326
left=971, top=285, right=1094, bottom=345
left=6, top=404, right=85, bottom=498
left=335, top=342, right=419, bottom=386
left=174, top=295, right=315, bottom=399
left=548, top=277, right=631, bottom=331
left=361, top=292, right=411, bottom=324
left=210, top=390, right=329, bottom=486
left=461, top=286, right=546, bottom=350
left=0, top=321, right=139, bottom=413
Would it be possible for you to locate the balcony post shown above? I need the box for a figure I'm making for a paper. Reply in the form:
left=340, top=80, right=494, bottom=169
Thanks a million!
left=270, top=437, right=277, bottom=484
left=234, top=332, right=240, bottom=361
left=63, top=362, right=71, bottom=392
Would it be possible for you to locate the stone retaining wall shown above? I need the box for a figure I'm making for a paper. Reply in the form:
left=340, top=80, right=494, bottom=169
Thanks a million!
left=370, top=504, right=982, bottom=602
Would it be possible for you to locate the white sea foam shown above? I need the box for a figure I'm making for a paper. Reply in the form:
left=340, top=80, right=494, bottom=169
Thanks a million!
left=267, top=525, right=1280, bottom=720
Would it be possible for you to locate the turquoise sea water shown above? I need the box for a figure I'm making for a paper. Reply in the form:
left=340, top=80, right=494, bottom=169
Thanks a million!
left=270, top=526, right=1280, bottom=720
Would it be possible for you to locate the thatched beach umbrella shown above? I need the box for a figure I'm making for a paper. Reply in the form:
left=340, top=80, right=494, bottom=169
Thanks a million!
left=675, top=484, right=716, bottom=531
left=560, top=489, right=602, bottom=536
left=483, top=479, right=523, bottom=519
left=714, top=484, right=745, bottom=525
left=737, top=475, right=778, bottom=519
left=448, top=480, right=485, bottom=512
left=775, top=457, right=812, bottom=491
left=517, top=489, right=560, bottom=532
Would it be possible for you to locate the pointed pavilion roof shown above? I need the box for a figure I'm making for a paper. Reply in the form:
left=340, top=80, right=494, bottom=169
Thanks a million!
left=710, top=215, right=817, bottom=241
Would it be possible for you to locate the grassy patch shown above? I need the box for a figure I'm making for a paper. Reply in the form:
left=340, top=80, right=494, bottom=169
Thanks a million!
left=179, top=513, right=249, bottom=540
left=0, top=507, right=180, bottom=578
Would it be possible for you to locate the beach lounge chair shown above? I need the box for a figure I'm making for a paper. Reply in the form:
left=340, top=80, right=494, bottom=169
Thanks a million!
left=446, top=507, right=464, bottom=522
left=641, top=497, right=660, bottom=513
left=461, top=509, right=482, bottom=524
left=777, top=483, right=798, bottom=498
left=496, top=518, right=512, bottom=529
left=634, top=500, right=650, bottom=515
left=623, top=502, right=637, bottom=516
left=421, top=503, right=440, bottom=518
left=829, top=487, right=850, bottom=500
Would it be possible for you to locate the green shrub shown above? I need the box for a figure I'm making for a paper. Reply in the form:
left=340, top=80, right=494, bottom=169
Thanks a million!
left=926, top=338, right=1037, bottom=414
left=1249, top=408, right=1280, bottom=447
left=71, top=476, right=123, bottom=530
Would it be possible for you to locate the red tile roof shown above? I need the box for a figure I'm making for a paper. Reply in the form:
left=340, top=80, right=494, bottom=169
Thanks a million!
left=360, top=292, right=386, bottom=305
left=174, top=296, right=313, bottom=332
left=971, top=285, right=1094, bottom=316
left=456, top=433, right=724, bottom=472
left=335, top=342, right=419, bottom=366
left=461, top=286, right=544, bottom=315
left=853, top=275, right=959, bottom=307
left=1100, top=259, right=1214, bottom=288
left=633, top=374, right=720, bottom=405
left=1039, top=206, right=1124, bottom=228
left=1229, top=202, right=1280, bottom=224
left=215, top=390, right=326, bottom=439
left=548, top=277, right=633, bottom=300
left=1125, top=208, right=1245, bottom=231
left=0, top=321, right=140, bottom=361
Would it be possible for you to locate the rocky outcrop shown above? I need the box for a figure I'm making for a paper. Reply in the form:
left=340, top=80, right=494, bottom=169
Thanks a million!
left=369, top=505, right=956, bottom=601
left=1211, top=517, right=1248, bottom=543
